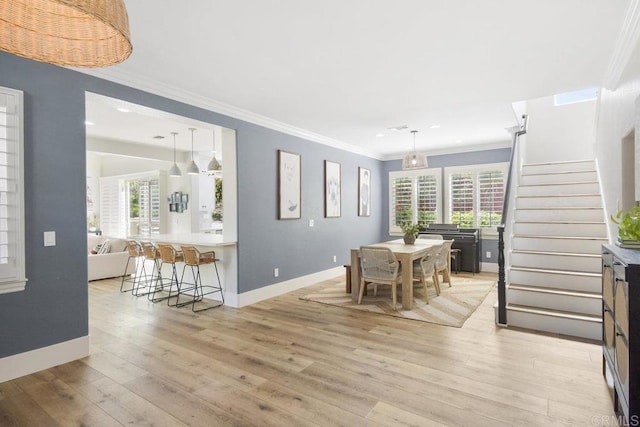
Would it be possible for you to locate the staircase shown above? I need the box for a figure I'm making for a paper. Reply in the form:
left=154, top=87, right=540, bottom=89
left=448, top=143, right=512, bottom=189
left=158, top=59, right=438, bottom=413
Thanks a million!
left=506, top=159, right=606, bottom=340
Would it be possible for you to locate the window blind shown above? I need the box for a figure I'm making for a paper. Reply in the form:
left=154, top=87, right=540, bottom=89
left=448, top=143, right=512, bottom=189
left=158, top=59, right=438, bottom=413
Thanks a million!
left=391, top=176, right=412, bottom=226
left=417, top=175, right=438, bottom=227
left=0, top=87, right=26, bottom=293
left=478, top=170, right=505, bottom=227
left=449, top=173, right=475, bottom=228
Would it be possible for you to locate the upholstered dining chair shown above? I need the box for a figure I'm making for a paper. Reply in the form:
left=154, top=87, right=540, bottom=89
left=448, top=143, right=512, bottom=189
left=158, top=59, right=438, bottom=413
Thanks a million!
left=412, top=245, right=441, bottom=303
left=435, top=239, right=455, bottom=288
left=358, top=246, right=402, bottom=310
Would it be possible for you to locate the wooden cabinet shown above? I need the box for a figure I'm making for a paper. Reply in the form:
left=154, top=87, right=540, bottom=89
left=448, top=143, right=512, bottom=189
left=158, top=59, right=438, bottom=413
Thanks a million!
left=602, top=244, right=640, bottom=424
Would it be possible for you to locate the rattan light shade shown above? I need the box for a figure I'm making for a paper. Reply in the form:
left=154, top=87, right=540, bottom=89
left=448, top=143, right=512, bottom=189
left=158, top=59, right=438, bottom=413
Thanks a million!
left=0, top=0, right=132, bottom=67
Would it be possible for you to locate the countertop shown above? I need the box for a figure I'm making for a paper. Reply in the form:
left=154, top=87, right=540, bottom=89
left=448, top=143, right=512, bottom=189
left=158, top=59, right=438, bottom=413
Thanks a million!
left=130, top=233, right=237, bottom=247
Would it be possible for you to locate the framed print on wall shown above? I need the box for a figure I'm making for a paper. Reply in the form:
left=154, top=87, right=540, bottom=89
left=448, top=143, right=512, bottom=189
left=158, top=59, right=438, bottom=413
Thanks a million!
left=278, top=150, right=301, bottom=219
left=324, top=160, right=341, bottom=218
left=358, top=167, right=371, bottom=217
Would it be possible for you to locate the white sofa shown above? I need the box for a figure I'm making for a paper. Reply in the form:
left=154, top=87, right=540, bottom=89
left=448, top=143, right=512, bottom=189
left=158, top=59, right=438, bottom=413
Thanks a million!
left=87, top=235, right=135, bottom=281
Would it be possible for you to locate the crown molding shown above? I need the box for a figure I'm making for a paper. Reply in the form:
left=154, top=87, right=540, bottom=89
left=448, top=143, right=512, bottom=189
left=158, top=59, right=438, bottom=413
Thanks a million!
left=75, top=67, right=385, bottom=160
left=381, top=140, right=512, bottom=161
left=604, top=0, right=640, bottom=90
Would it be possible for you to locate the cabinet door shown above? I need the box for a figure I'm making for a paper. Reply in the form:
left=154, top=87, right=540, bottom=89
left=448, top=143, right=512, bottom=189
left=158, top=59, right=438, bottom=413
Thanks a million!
left=616, top=330, right=629, bottom=405
left=615, top=279, right=629, bottom=338
left=603, top=308, right=615, bottom=363
left=603, top=260, right=614, bottom=311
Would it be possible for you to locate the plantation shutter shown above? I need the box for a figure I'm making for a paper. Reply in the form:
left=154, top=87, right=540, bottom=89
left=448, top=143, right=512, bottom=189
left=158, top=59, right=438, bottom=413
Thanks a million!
left=0, top=87, right=26, bottom=293
left=478, top=170, right=505, bottom=227
left=449, top=173, right=475, bottom=228
left=417, top=175, right=438, bottom=227
left=391, top=176, right=412, bottom=226
left=100, top=177, right=126, bottom=237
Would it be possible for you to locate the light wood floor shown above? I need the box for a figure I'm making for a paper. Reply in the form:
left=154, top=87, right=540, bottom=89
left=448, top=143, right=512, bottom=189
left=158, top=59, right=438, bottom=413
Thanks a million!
left=0, top=272, right=616, bottom=426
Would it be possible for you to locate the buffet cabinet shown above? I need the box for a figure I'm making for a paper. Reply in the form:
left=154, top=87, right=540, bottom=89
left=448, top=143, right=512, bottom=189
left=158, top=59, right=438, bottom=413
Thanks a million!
left=602, top=244, right=640, bottom=424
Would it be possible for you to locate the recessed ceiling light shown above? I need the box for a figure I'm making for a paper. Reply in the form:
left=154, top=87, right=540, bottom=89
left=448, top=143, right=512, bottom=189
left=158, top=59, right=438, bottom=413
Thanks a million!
left=376, top=133, right=384, bottom=138
left=84, top=120, right=94, bottom=126
left=116, top=107, right=131, bottom=113
left=387, top=125, right=409, bottom=131
left=430, top=124, right=441, bottom=129
left=455, top=139, right=462, bottom=143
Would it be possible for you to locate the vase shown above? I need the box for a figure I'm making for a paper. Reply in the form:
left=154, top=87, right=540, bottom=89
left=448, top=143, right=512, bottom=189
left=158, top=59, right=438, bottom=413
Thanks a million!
left=403, top=234, right=416, bottom=245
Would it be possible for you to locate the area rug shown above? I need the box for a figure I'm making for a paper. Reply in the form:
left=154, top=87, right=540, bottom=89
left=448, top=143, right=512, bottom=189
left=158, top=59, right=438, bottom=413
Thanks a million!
left=300, top=276, right=495, bottom=328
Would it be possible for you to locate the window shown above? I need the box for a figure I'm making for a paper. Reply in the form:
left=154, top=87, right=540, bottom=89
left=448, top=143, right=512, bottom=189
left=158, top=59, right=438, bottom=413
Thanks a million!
left=0, top=86, right=26, bottom=294
left=554, top=88, right=598, bottom=106
left=389, top=169, right=442, bottom=233
left=445, top=163, right=507, bottom=229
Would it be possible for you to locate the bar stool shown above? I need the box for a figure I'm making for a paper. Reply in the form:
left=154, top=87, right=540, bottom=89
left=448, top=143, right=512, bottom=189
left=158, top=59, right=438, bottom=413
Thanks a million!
left=179, top=245, right=224, bottom=312
left=121, top=240, right=144, bottom=293
left=154, top=243, right=190, bottom=307
left=138, top=241, right=163, bottom=297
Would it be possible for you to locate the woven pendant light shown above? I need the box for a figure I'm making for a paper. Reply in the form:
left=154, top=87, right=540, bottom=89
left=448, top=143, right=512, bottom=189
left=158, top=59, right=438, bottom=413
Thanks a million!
left=402, top=130, right=428, bottom=170
left=0, top=0, right=132, bottom=67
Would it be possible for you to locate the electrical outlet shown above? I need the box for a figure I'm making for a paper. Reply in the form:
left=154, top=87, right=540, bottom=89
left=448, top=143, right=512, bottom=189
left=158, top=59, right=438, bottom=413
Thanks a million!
left=274, top=268, right=279, bottom=278
left=486, top=251, right=492, bottom=258
left=309, top=219, right=314, bottom=227
left=333, top=255, right=337, bottom=263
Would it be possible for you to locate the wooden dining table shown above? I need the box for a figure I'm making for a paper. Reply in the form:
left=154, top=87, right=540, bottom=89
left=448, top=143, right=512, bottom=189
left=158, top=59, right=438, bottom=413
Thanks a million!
left=350, top=238, right=446, bottom=310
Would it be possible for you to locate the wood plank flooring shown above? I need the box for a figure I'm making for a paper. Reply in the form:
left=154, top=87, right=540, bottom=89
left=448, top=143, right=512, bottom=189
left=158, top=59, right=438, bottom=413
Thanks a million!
left=0, top=272, right=618, bottom=426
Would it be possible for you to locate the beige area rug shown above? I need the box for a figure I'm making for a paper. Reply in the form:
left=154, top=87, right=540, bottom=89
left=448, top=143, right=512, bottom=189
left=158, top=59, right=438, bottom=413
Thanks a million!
left=300, top=276, right=495, bottom=328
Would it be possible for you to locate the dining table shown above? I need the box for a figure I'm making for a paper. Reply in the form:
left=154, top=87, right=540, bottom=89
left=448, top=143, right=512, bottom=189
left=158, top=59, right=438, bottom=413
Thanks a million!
left=350, top=238, right=446, bottom=310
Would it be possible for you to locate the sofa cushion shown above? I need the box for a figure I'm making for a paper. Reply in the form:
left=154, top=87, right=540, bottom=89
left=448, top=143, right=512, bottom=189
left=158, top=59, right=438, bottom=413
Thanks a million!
left=97, top=239, right=111, bottom=254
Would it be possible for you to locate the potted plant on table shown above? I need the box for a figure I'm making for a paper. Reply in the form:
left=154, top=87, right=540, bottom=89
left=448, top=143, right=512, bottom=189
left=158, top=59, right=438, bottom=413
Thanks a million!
left=612, top=206, right=640, bottom=248
left=400, top=221, right=420, bottom=245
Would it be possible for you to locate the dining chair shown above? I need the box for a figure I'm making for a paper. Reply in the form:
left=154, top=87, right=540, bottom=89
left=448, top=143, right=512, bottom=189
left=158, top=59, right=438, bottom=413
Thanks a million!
left=435, top=239, right=455, bottom=287
left=412, top=245, right=440, bottom=303
left=418, top=234, right=443, bottom=240
left=358, top=246, right=402, bottom=310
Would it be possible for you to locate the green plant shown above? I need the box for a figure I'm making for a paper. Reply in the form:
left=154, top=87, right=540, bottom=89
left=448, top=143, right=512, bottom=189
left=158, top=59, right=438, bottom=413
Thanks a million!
left=400, top=221, right=420, bottom=236
left=215, top=178, right=223, bottom=206
left=612, top=206, right=640, bottom=241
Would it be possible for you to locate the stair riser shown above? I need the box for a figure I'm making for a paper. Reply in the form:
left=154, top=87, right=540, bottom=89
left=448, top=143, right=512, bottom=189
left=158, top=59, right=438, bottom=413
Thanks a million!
left=506, top=309, right=601, bottom=340
left=508, top=269, right=601, bottom=293
left=513, top=222, right=607, bottom=237
left=514, top=208, right=604, bottom=222
left=520, top=171, right=597, bottom=185
left=510, top=252, right=601, bottom=273
left=511, top=236, right=604, bottom=254
left=522, top=161, right=595, bottom=175
left=508, top=289, right=601, bottom=315
left=516, top=196, right=602, bottom=209
left=518, top=182, right=600, bottom=197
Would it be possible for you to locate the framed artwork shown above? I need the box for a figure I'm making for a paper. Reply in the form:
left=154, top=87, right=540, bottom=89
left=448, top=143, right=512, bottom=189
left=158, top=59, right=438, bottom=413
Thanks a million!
left=324, top=160, right=341, bottom=218
left=278, top=150, right=301, bottom=219
left=358, top=167, right=371, bottom=217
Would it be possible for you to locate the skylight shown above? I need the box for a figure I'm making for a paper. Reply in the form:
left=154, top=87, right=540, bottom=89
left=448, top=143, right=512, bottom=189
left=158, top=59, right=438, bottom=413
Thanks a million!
left=554, top=88, right=598, bottom=106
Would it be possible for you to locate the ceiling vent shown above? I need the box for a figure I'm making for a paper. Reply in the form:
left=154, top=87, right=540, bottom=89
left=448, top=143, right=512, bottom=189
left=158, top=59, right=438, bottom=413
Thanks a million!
left=152, top=135, right=165, bottom=139
left=387, top=125, right=409, bottom=131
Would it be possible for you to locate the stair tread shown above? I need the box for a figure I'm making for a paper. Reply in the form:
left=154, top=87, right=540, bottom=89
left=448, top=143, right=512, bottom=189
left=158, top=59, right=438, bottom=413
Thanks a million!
left=513, top=234, right=607, bottom=241
left=508, top=284, right=601, bottom=299
left=514, top=220, right=605, bottom=224
left=515, top=207, right=604, bottom=210
left=507, top=303, right=602, bottom=323
left=523, top=159, right=594, bottom=166
left=511, top=249, right=601, bottom=258
left=510, top=266, right=601, bottom=277
left=519, top=181, right=599, bottom=187
left=516, top=194, right=600, bottom=198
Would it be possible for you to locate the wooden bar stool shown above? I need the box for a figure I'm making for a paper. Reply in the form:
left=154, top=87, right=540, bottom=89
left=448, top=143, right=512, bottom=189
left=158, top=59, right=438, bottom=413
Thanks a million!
left=121, top=240, right=144, bottom=293
left=138, top=241, right=163, bottom=297
left=154, top=243, right=190, bottom=307
left=179, top=245, right=224, bottom=312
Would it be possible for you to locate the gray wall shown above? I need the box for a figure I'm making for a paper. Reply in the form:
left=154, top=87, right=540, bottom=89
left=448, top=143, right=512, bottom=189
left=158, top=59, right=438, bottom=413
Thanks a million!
left=382, top=148, right=511, bottom=264
left=0, top=51, right=384, bottom=358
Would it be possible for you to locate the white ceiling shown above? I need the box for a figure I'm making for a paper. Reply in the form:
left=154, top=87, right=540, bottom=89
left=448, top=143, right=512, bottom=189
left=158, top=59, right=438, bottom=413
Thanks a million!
left=82, top=0, right=633, bottom=159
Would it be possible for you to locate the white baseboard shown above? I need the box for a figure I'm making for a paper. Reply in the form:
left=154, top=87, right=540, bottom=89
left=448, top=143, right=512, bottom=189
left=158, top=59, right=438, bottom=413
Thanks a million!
left=0, top=336, right=90, bottom=383
left=481, top=262, right=498, bottom=273
left=225, top=266, right=344, bottom=308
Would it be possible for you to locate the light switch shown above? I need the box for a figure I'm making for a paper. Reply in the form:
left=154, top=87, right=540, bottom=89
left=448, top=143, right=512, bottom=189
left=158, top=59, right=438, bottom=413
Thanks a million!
left=44, top=231, right=56, bottom=247
left=309, top=219, right=314, bottom=227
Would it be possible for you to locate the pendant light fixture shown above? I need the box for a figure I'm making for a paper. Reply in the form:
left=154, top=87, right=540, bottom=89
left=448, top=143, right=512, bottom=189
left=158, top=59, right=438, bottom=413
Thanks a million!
left=0, top=0, right=132, bottom=67
left=168, top=132, right=182, bottom=177
left=402, top=130, right=428, bottom=170
left=186, top=128, right=199, bottom=175
left=207, top=130, right=222, bottom=175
